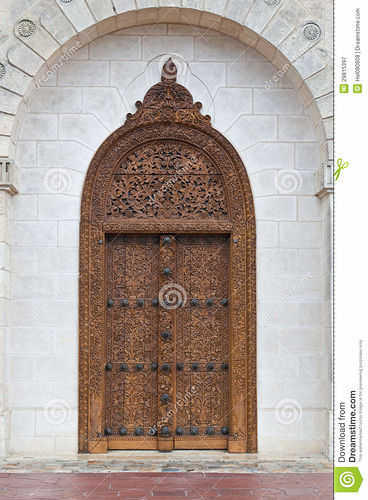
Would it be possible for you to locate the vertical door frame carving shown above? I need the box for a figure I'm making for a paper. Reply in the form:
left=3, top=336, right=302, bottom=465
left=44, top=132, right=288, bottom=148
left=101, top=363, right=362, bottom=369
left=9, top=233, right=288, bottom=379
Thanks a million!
left=79, top=61, right=257, bottom=454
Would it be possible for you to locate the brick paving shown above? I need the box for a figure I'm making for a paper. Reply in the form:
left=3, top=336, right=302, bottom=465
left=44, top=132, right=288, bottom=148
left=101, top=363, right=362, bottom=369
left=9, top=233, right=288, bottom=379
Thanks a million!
left=0, top=472, right=333, bottom=499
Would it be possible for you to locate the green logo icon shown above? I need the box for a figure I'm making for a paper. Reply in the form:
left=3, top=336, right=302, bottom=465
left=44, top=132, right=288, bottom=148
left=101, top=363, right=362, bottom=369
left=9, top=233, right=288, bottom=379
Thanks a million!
left=334, top=158, right=349, bottom=181
left=340, top=84, right=349, bottom=93
left=353, top=84, right=362, bottom=93
left=334, top=467, right=363, bottom=492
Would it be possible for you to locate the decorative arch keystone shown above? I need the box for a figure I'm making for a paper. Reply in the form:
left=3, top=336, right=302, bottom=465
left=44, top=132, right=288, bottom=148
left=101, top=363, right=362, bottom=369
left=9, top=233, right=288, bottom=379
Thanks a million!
left=79, top=59, right=257, bottom=454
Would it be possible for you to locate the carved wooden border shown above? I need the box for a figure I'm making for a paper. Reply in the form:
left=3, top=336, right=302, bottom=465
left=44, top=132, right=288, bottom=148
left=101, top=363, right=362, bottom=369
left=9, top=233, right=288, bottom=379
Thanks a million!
left=79, top=61, right=257, bottom=453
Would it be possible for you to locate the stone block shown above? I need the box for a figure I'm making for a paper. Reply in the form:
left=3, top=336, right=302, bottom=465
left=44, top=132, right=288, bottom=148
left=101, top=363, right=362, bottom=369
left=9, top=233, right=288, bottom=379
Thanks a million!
left=294, top=49, right=325, bottom=80
left=35, top=407, right=77, bottom=437
left=20, top=168, right=84, bottom=197
left=257, top=276, right=280, bottom=301
left=33, top=300, right=78, bottom=328
left=56, top=274, right=79, bottom=301
left=258, top=380, right=325, bottom=409
left=87, top=0, right=115, bottom=20
left=299, top=355, right=324, bottom=381
left=15, top=141, right=37, bottom=168
left=255, top=196, right=297, bottom=221
left=0, top=88, right=22, bottom=116
left=0, top=65, right=32, bottom=97
left=298, top=196, right=323, bottom=221
left=0, top=242, right=10, bottom=272
left=15, top=23, right=60, bottom=61
left=227, top=115, right=277, bottom=151
left=11, top=409, right=36, bottom=437
left=297, top=301, right=323, bottom=328
left=36, top=355, right=78, bottom=383
left=10, top=247, right=37, bottom=273
left=55, top=436, right=78, bottom=454
left=59, top=115, right=109, bottom=150
left=83, top=87, right=127, bottom=131
left=224, top=0, right=252, bottom=23
left=114, top=0, right=136, bottom=14
left=258, top=248, right=298, bottom=275
left=39, top=7, right=76, bottom=45
left=9, top=355, right=36, bottom=382
left=213, top=88, right=252, bottom=132
left=242, top=143, right=294, bottom=174
left=58, top=61, right=109, bottom=87
left=227, top=61, right=280, bottom=87
left=244, top=0, right=281, bottom=34
left=11, top=274, right=58, bottom=300
left=31, top=88, right=82, bottom=113
left=297, top=248, right=323, bottom=275
left=295, top=143, right=319, bottom=170
left=259, top=301, right=299, bottom=327
left=245, top=47, right=267, bottom=62
left=90, top=35, right=141, bottom=60
left=0, top=113, right=14, bottom=136
left=10, top=436, right=56, bottom=454
left=39, top=195, right=80, bottom=221
left=254, top=88, right=304, bottom=115
left=277, top=327, right=324, bottom=355
left=257, top=221, right=278, bottom=248
left=11, top=221, right=57, bottom=247
left=58, top=221, right=80, bottom=247
left=250, top=170, right=278, bottom=196
left=143, top=36, right=194, bottom=60
left=258, top=409, right=300, bottom=439
left=195, top=35, right=246, bottom=62
left=279, top=275, right=323, bottom=302
left=8, top=328, right=56, bottom=354
left=300, top=409, right=326, bottom=441
left=7, top=44, right=44, bottom=77
left=315, top=93, right=333, bottom=119
left=56, top=0, right=95, bottom=32
left=190, top=62, right=226, bottom=95
left=110, top=60, right=147, bottom=97
left=306, top=65, right=333, bottom=99
left=262, top=17, right=293, bottom=48
left=37, top=141, right=93, bottom=173
left=37, top=247, right=78, bottom=273
left=19, top=114, right=57, bottom=141
left=279, top=221, right=321, bottom=248
left=11, top=195, right=37, bottom=221
left=55, top=327, right=78, bottom=354
left=278, top=116, right=315, bottom=142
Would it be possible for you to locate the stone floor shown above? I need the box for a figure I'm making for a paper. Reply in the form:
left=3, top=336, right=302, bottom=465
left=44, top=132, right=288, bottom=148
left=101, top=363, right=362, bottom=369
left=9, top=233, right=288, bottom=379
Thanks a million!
left=0, top=451, right=333, bottom=473
left=0, top=453, right=333, bottom=499
left=0, top=472, right=333, bottom=499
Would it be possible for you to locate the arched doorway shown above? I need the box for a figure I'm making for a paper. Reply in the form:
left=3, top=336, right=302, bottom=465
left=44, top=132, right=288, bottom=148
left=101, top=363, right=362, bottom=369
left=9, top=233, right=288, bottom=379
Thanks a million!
left=79, top=60, right=257, bottom=454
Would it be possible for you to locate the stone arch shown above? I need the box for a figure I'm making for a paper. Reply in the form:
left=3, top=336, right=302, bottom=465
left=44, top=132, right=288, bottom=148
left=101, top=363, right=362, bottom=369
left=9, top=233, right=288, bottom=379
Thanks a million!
left=79, top=59, right=257, bottom=453
left=0, top=2, right=332, bottom=170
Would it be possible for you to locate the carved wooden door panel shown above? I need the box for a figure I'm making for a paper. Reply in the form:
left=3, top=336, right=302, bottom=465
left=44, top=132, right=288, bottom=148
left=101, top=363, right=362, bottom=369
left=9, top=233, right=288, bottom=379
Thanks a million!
left=105, top=234, right=160, bottom=449
left=175, top=234, right=230, bottom=450
left=104, top=233, right=230, bottom=451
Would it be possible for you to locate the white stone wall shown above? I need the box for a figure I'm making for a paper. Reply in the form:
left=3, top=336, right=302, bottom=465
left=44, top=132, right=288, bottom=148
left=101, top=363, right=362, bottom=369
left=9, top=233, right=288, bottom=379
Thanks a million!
left=8, top=25, right=330, bottom=456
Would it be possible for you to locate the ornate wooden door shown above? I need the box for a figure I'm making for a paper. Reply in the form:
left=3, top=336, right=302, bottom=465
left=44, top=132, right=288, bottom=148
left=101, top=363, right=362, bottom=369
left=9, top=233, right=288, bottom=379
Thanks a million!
left=104, top=233, right=230, bottom=451
left=79, top=59, right=257, bottom=454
